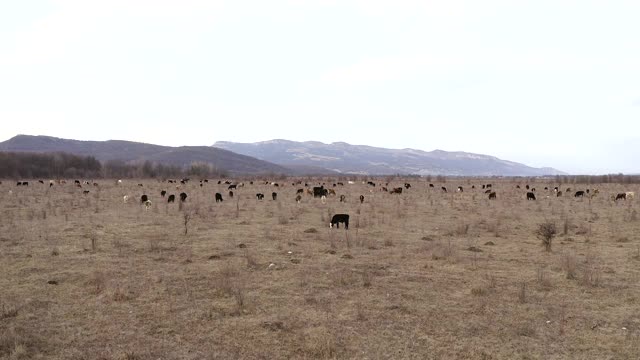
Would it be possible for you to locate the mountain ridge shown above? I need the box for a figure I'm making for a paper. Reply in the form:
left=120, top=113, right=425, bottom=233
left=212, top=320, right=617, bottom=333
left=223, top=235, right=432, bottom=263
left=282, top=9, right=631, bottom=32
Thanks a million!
left=213, top=139, right=567, bottom=176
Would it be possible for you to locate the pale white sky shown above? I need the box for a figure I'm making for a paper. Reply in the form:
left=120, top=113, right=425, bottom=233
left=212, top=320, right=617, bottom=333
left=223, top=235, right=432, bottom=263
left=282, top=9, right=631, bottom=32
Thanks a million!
left=1, top=1, right=639, bottom=174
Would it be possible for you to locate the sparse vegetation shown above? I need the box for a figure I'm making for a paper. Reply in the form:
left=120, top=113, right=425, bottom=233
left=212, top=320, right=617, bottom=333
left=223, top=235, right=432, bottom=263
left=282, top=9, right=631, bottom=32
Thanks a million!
left=0, top=178, right=638, bottom=358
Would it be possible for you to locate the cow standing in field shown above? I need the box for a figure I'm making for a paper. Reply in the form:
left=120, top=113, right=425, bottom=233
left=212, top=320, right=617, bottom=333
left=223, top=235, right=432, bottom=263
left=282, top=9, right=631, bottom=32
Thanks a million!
left=272, top=192, right=277, bottom=200
left=441, top=187, right=447, bottom=193
left=391, top=187, right=403, bottom=194
left=457, top=186, right=463, bottom=192
left=330, top=214, right=350, bottom=229
left=489, top=192, right=497, bottom=200
left=359, top=195, right=365, bottom=204
left=526, top=192, right=536, bottom=200
left=179, top=192, right=188, bottom=202
left=140, top=195, right=149, bottom=203
left=161, top=190, right=167, bottom=197
left=574, top=191, right=585, bottom=198
left=167, top=194, right=176, bottom=203
left=229, top=191, right=234, bottom=198
left=615, top=193, right=626, bottom=201
left=215, top=193, right=223, bottom=202
left=256, top=193, right=264, bottom=200
left=339, top=195, right=346, bottom=202
left=295, top=195, right=302, bottom=203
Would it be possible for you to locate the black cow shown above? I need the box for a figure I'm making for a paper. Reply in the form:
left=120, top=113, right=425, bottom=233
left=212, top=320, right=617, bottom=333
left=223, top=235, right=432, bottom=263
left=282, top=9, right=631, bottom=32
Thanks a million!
left=83, top=190, right=90, bottom=195
left=22, top=181, right=28, bottom=186
left=141, top=195, right=149, bottom=203
left=39, top=180, right=44, bottom=184
left=167, top=194, right=175, bottom=203
left=161, top=190, right=167, bottom=197
left=296, top=188, right=304, bottom=194
left=313, top=186, right=328, bottom=198
left=229, top=191, right=234, bottom=198
left=359, top=195, right=365, bottom=203
left=330, top=214, right=350, bottom=229
left=488, top=192, right=497, bottom=199
left=256, top=193, right=264, bottom=200
left=16, top=182, right=22, bottom=186
left=179, top=192, right=188, bottom=202
left=457, top=186, right=463, bottom=192
left=295, top=195, right=302, bottom=203
left=429, top=184, right=434, bottom=188
left=215, top=193, right=223, bottom=202
left=615, top=193, right=626, bottom=201
left=574, top=191, right=585, bottom=198
left=441, top=186, right=447, bottom=193
left=485, top=189, right=492, bottom=194
left=404, top=183, right=411, bottom=189
left=526, top=192, right=536, bottom=200
left=367, top=181, right=376, bottom=187
left=390, top=187, right=403, bottom=194
left=486, top=184, right=492, bottom=189
left=516, top=185, right=521, bottom=189
left=272, top=192, right=277, bottom=200
left=228, top=184, right=237, bottom=190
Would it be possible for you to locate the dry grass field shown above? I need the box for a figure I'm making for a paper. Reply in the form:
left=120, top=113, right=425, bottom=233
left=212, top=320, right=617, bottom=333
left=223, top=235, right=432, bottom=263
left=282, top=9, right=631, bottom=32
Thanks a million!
left=1, top=178, right=639, bottom=359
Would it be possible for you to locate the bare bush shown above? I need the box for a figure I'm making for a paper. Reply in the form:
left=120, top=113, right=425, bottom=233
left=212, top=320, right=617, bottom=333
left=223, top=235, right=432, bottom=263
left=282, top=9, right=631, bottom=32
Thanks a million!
left=536, top=221, right=556, bottom=251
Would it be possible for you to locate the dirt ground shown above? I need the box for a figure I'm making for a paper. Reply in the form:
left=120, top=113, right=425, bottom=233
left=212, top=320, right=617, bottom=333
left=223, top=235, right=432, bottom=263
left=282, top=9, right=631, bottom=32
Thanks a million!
left=1, top=178, right=639, bottom=359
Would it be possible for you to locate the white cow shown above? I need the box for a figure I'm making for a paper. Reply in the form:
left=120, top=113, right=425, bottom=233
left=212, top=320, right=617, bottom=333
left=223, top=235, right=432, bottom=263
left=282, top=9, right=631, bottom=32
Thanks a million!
left=626, top=191, right=635, bottom=200
left=123, top=195, right=130, bottom=203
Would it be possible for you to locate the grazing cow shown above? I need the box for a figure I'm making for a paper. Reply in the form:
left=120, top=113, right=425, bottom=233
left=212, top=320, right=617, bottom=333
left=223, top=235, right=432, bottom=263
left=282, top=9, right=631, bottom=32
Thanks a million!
left=574, top=191, right=585, bottom=198
left=229, top=191, right=234, bottom=198
left=215, top=193, right=223, bottom=202
left=144, top=200, right=152, bottom=210
left=74, top=180, right=80, bottom=185
left=179, top=192, right=188, bottom=202
left=615, top=193, right=626, bottom=201
left=516, top=185, right=521, bottom=189
left=313, top=186, right=328, bottom=198
left=525, top=185, right=530, bottom=190
left=16, top=182, right=22, bottom=186
left=626, top=191, right=635, bottom=200
left=429, top=184, right=434, bottom=188
left=137, top=183, right=143, bottom=187
left=228, top=184, right=237, bottom=190
left=404, top=183, right=411, bottom=189
left=526, top=192, right=536, bottom=200
left=328, top=189, right=336, bottom=196
left=295, top=195, right=302, bottom=203
left=488, top=192, right=497, bottom=200
left=167, top=194, right=175, bottom=203
left=337, top=182, right=344, bottom=186
left=272, top=192, right=277, bottom=200
left=485, top=189, right=492, bottom=194
left=329, top=214, right=350, bottom=229
left=367, top=181, right=376, bottom=187
left=359, top=195, right=365, bottom=204
left=140, top=195, right=149, bottom=203
left=296, top=188, right=304, bottom=195
left=486, top=184, right=492, bottom=189
left=39, top=180, right=44, bottom=184
left=339, top=195, right=346, bottom=202
left=557, top=191, right=563, bottom=197
left=457, top=186, right=463, bottom=193
left=161, top=190, right=167, bottom=197
left=256, top=193, right=264, bottom=200
left=391, top=187, right=403, bottom=194
left=83, top=190, right=90, bottom=195
left=441, top=187, right=447, bottom=193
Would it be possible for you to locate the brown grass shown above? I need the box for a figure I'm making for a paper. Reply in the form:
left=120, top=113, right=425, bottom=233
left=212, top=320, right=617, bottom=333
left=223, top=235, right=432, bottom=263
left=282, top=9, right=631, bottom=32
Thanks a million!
left=0, top=178, right=639, bottom=358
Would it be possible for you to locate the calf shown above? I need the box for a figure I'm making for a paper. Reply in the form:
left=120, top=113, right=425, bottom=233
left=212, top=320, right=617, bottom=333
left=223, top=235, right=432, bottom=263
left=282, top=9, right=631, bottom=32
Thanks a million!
left=215, top=193, right=223, bottom=202
left=167, top=194, right=176, bottom=203
left=180, top=192, right=188, bottom=202
left=526, top=192, right=536, bottom=200
left=330, top=214, right=350, bottom=229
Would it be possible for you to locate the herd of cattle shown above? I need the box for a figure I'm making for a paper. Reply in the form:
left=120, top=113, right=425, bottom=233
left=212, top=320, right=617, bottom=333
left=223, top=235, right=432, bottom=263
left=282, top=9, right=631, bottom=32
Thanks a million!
left=3, top=178, right=636, bottom=229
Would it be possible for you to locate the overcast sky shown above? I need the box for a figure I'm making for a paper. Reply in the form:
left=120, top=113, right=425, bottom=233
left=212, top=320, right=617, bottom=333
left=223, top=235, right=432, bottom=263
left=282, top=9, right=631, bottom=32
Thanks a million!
left=1, top=1, right=639, bottom=174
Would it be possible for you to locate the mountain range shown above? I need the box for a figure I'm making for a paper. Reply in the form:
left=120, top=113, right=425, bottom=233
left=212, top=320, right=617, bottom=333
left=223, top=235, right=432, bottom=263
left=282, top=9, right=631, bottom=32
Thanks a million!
left=213, top=139, right=566, bottom=176
left=0, top=135, right=566, bottom=176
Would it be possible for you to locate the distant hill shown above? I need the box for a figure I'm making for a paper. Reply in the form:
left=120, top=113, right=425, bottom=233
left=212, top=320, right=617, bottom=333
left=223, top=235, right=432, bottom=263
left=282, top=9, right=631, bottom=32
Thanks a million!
left=0, top=135, right=290, bottom=175
left=213, top=139, right=567, bottom=176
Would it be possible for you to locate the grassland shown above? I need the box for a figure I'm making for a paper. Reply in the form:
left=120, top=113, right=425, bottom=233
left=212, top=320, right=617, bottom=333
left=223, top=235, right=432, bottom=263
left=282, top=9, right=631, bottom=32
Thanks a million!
left=1, top=178, right=639, bottom=359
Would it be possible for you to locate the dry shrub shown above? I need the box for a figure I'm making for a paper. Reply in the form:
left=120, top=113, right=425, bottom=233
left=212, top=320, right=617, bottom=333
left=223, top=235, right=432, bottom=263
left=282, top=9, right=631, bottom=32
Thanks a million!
left=535, top=221, right=556, bottom=251
left=432, top=240, right=457, bottom=262
left=300, top=326, right=341, bottom=358
left=278, top=215, right=289, bottom=225
left=88, top=271, right=107, bottom=295
left=581, top=253, right=602, bottom=287
left=517, top=282, right=527, bottom=303
left=1, top=303, right=18, bottom=320
left=561, top=252, right=577, bottom=280
left=536, top=266, right=552, bottom=290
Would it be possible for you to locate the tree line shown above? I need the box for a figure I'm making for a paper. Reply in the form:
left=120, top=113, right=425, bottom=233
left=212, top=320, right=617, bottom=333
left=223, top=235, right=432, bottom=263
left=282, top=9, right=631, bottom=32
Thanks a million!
left=0, top=152, right=228, bottom=179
